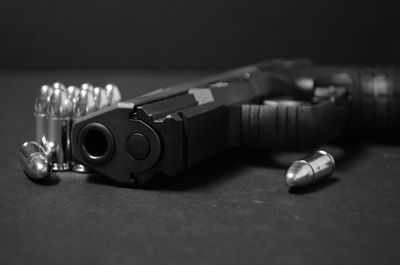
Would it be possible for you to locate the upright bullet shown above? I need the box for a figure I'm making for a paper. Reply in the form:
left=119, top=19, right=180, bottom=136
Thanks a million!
left=53, top=82, right=66, bottom=91
left=284, top=150, right=335, bottom=188
left=71, top=89, right=96, bottom=172
left=47, top=86, right=72, bottom=171
left=105, top=84, right=122, bottom=105
left=73, top=89, right=96, bottom=117
left=93, top=87, right=109, bottom=110
left=67, top=85, right=80, bottom=103
left=81, top=83, right=94, bottom=92
left=34, top=85, right=53, bottom=145
left=19, top=141, right=51, bottom=180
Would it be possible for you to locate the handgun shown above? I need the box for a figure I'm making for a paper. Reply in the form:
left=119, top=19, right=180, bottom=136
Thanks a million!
left=71, top=59, right=400, bottom=186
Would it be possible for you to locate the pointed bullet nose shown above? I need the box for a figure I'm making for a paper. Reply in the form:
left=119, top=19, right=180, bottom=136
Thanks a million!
left=81, top=83, right=94, bottom=92
left=105, top=84, right=122, bottom=104
left=31, top=155, right=51, bottom=179
left=53, top=82, right=66, bottom=91
left=73, top=89, right=96, bottom=117
left=34, top=85, right=53, bottom=113
left=67, top=85, right=80, bottom=101
left=93, top=87, right=109, bottom=110
left=284, top=172, right=297, bottom=187
left=19, top=141, right=50, bottom=180
left=284, top=161, right=314, bottom=187
left=47, top=87, right=72, bottom=118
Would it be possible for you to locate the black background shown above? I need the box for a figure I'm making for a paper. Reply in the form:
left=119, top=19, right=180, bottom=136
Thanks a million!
left=0, top=0, right=399, bottom=69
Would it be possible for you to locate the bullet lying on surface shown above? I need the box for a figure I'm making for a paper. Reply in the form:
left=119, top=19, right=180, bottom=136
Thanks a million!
left=284, top=150, right=335, bottom=188
left=19, top=141, right=51, bottom=180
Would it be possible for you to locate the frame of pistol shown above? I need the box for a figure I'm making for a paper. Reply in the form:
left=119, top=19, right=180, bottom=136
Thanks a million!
left=71, top=59, right=400, bottom=186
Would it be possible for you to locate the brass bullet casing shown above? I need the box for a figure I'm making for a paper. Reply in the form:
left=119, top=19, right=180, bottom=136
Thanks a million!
left=19, top=141, right=51, bottom=180
left=81, top=83, right=94, bottom=92
left=46, top=85, right=72, bottom=171
left=284, top=150, right=335, bottom=188
left=34, top=85, right=53, bottom=146
left=52, top=82, right=66, bottom=91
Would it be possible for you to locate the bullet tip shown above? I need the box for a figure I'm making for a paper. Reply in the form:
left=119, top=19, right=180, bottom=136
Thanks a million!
left=81, top=83, right=94, bottom=92
left=34, top=85, right=53, bottom=113
left=19, top=142, right=51, bottom=180
left=52, top=82, right=66, bottom=91
left=94, top=87, right=110, bottom=110
left=31, top=155, right=51, bottom=179
left=73, top=89, right=96, bottom=117
left=284, top=172, right=296, bottom=187
left=47, top=87, right=72, bottom=118
left=284, top=161, right=314, bottom=187
left=105, top=84, right=122, bottom=104
left=67, top=86, right=80, bottom=101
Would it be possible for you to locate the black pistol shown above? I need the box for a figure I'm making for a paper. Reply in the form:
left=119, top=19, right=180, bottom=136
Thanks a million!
left=71, top=59, right=400, bottom=186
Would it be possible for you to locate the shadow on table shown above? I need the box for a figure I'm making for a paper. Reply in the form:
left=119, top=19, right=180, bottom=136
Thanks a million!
left=27, top=173, right=60, bottom=186
left=87, top=140, right=366, bottom=193
left=288, top=177, right=341, bottom=194
left=87, top=150, right=244, bottom=191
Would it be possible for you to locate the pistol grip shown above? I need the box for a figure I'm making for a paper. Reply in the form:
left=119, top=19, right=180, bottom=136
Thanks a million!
left=350, top=68, right=400, bottom=138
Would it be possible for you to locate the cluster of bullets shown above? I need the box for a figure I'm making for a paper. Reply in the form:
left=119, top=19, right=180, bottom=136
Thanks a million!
left=19, top=82, right=121, bottom=180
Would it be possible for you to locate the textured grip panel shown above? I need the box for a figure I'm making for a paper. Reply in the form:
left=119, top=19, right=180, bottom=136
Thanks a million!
left=350, top=68, right=400, bottom=138
left=241, top=101, right=348, bottom=150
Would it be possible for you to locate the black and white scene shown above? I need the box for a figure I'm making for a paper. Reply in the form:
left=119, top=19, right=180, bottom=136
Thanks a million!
left=1, top=1, right=399, bottom=264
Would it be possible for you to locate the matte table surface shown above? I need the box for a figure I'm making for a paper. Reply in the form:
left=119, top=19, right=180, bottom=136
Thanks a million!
left=0, top=71, right=399, bottom=265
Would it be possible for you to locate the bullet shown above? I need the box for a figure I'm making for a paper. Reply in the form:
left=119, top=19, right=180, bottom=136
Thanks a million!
left=93, top=87, right=109, bottom=110
left=53, top=82, right=66, bottom=91
left=34, top=85, right=52, bottom=113
left=19, top=141, right=51, bottom=180
left=67, top=85, right=80, bottom=103
left=34, top=85, right=53, bottom=145
left=105, top=84, right=122, bottom=105
left=73, top=89, right=96, bottom=117
left=71, top=89, right=96, bottom=172
left=46, top=86, right=72, bottom=171
left=284, top=150, right=335, bottom=188
left=81, top=83, right=94, bottom=92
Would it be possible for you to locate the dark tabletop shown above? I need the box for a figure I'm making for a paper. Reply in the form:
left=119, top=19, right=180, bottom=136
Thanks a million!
left=0, top=71, right=399, bottom=265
